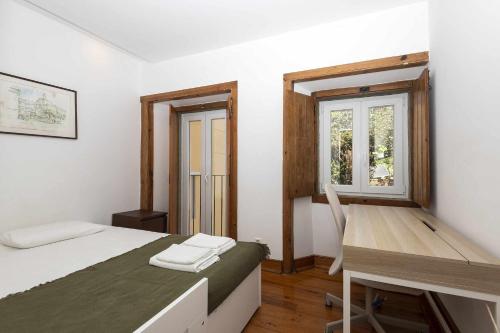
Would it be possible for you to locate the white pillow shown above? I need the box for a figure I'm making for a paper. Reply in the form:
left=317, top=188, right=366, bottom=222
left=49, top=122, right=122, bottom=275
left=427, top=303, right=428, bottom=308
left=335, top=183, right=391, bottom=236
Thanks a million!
left=0, top=221, right=106, bottom=249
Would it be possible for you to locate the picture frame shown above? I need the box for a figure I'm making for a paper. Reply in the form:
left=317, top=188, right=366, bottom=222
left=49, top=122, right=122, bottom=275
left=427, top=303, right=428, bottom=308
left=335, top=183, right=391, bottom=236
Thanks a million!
left=0, top=71, right=77, bottom=139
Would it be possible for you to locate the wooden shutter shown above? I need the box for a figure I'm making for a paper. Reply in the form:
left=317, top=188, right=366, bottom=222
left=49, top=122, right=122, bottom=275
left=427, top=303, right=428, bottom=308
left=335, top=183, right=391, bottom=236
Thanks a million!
left=286, top=91, right=316, bottom=198
left=411, top=69, right=431, bottom=207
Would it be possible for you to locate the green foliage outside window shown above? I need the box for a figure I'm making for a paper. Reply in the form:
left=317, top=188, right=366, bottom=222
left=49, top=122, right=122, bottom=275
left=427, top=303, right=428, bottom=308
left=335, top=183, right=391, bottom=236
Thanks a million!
left=330, top=110, right=353, bottom=185
left=368, top=106, right=394, bottom=186
left=329, top=105, right=395, bottom=187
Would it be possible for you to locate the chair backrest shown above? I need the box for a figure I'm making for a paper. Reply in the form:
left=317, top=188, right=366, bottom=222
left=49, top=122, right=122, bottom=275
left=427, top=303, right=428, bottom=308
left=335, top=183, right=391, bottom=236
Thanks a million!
left=324, top=184, right=346, bottom=276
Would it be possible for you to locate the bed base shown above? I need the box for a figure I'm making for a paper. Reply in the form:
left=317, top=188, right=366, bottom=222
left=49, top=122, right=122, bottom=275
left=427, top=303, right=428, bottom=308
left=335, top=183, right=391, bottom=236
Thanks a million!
left=135, top=264, right=262, bottom=333
left=206, top=264, right=261, bottom=333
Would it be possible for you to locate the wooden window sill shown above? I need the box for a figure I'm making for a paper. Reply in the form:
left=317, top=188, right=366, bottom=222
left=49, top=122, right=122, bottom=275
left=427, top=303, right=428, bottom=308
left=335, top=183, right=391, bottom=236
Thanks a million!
left=311, top=193, right=420, bottom=207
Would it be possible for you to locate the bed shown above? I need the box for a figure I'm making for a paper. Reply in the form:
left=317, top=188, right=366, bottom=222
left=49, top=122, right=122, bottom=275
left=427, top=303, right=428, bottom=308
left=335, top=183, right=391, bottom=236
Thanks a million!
left=0, top=226, right=267, bottom=332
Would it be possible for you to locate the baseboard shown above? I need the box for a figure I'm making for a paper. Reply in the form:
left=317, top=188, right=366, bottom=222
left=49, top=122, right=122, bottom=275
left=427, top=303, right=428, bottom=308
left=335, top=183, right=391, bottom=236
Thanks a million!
left=294, top=255, right=315, bottom=272
left=262, top=259, right=283, bottom=274
left=313, top=255, right=335, bottom=271
left=263, top=255, right=335, bottom=274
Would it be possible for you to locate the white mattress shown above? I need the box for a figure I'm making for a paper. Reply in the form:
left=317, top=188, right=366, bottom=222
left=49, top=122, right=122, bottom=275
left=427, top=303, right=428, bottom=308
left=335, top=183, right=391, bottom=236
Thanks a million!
left=0, top=226, right=166, bottom=299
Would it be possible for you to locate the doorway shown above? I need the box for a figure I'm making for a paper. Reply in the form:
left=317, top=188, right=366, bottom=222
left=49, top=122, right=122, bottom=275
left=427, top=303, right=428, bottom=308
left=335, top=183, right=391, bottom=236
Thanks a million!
left=180, top=110, right=228, bottom=236
left=139, top=81, right=238, bottom=239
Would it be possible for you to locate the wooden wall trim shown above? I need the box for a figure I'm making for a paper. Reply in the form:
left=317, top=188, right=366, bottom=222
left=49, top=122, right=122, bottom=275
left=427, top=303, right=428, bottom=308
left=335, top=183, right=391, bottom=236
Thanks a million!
left=294, top=255, right=315, bottom=272
left=140, top=81, right=236, bottom=103
left=168, top=106, right=180, bottom=233
left=263, top=255, right=336, bottom=274
left=313, top=80, right=413, bottom=100
left=284, top=52, right=429, bottom=83
left=262, top=259, right=283, bottom=274
left=140, top=101, right=154, bottom=211
left=282, top=80, right=294, bottom=274
left=173, top=101, right=227, bottom=113
left=282, top=52, right=429, bottom=274
left=228, top=88, right=238, bottom=239
left=141, top=81, right=238, bottom=239
left=313, top=255, right=335, bottom=271
left=312, top=194, right=420, bottom=207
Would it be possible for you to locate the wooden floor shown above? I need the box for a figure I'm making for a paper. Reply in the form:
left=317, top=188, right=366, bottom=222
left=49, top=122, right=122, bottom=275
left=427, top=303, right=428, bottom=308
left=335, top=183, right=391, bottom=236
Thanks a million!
left=244, top=268, right=436, bottom=333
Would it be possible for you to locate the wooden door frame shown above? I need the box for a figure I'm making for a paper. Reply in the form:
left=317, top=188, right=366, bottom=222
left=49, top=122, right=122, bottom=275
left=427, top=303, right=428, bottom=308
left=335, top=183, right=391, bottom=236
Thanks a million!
left=140, top=81, right=238, bottom=240
left=282, top=52, right=429, bottom=274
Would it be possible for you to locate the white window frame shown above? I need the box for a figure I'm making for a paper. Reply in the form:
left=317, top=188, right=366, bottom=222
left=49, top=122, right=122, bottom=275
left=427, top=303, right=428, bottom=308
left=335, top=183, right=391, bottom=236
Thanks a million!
left=320, top=101, right=361, bottom=194
left=319, top=93, right=409, bottom=198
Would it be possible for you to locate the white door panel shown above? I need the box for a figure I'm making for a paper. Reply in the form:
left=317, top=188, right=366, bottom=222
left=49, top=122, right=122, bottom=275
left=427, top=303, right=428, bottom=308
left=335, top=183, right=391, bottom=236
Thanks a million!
left=180, top=110, right=227, bottom=236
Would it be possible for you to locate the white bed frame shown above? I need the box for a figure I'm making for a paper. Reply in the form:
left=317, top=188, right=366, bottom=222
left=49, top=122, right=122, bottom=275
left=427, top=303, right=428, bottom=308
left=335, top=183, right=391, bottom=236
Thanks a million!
left=135, top=264, right=261, bottom=333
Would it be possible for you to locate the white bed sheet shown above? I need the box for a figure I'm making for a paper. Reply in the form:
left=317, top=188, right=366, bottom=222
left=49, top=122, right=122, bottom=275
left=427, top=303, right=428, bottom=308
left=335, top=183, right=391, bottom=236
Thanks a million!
left=0, top=226, right=166, bottom=299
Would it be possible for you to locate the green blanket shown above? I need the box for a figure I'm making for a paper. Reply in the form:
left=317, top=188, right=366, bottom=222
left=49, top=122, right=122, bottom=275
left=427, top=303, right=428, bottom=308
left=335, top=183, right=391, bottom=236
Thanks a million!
left=0, top=235, right=268, bottom=332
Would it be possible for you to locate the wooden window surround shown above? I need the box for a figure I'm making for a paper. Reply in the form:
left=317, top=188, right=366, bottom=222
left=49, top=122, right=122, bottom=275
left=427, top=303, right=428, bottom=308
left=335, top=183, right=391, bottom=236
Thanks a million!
left=312, top=80, right=420, bottom=207
left=283, top=52, right=430, bottom=273
left=140, top=81, right=238, bottom=239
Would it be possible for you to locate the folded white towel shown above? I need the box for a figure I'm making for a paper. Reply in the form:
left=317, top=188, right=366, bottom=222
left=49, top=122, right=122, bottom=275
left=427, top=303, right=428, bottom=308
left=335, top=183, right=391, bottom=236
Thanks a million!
left=218, top=239, right=236, bottom=254
left=149, top=254, right=220, bottom=273
left=155, top=244, right=215, bottom=265
left=182, top=233, right=236, bottom=255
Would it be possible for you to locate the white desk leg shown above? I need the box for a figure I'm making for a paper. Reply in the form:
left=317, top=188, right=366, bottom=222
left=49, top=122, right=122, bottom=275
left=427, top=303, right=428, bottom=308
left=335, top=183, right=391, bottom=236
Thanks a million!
left=495, top=299, right=500, bottom=333
left=343, top=270, right=351, bottom=333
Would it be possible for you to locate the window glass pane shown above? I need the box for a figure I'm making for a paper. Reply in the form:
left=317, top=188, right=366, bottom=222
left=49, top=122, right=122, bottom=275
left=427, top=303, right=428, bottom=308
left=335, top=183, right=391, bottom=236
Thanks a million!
left=330, top=109, right=353, bottom=185
left=368, top=105, right=394, bottom=187
left=189, top=120, right=202, bottom=234
left=189, top=121, right=202, bottom=173
left=211, top=118, right=227, bottom=236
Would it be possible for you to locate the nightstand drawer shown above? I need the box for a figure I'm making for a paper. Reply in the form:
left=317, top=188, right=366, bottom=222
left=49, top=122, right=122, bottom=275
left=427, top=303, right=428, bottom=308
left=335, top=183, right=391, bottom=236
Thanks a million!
left=140, top=218, right=165, bottom=233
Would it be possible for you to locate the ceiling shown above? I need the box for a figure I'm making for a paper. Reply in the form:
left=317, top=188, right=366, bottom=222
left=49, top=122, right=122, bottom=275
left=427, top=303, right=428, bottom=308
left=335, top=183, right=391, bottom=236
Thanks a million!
left=294, top=66, right=427, bottom=94
left=24, top=0, right=424, bottom=62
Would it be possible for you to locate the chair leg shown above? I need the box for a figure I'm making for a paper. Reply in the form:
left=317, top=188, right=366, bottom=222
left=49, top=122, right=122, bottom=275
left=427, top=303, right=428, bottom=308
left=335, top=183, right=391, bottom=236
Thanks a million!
left=326, top=286, right=429, bottom=333
left=325, top=292, right=365, bottom=314
left=325, top=314, right=368, bottom=333
left=365, top=287, right=374, bottom=315
left=325, top=292, right=335, bottom=307
left=374, top=314, right=429, bottom=332
left=367, top=313, right=387, bottom=333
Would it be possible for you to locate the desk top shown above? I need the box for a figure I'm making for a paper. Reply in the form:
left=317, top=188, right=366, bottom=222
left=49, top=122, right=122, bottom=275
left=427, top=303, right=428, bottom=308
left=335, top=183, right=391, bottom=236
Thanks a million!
left=407, top=208, right=500, bottom=268
left=343, top=204, right=500, bottom=295
left=344, top=205, right=465, bottom=262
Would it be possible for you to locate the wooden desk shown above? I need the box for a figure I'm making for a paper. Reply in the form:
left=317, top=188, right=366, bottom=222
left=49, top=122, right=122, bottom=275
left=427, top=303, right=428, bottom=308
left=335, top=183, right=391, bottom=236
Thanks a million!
left=342, top=204, right=500, bottom=332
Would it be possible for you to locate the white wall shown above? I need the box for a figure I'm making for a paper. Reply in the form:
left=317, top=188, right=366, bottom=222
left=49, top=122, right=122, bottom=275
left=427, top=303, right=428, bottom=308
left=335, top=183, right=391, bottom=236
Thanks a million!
left=294, top=197, right=313, bottom=258
left=0, top=0, right=142, bottom=231
left=429, top=1, right=500, bottom=332
left=143, top=2, right=429, bottom=259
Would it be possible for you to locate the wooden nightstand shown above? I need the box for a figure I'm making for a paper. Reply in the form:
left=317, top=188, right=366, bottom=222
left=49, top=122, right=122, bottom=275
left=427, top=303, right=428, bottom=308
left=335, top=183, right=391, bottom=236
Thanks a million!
left=112, top=210, right=168, bottom=233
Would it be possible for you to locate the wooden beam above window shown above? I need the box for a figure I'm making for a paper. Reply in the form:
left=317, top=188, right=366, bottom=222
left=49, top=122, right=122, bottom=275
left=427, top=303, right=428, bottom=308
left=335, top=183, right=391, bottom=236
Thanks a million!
left=140, top=81, right=236, bottom=103
left=172, top=101, right=228, bottom=113
left=313, top=80, right=414, bottom=100
left=284, top=52, right=429, bottom=83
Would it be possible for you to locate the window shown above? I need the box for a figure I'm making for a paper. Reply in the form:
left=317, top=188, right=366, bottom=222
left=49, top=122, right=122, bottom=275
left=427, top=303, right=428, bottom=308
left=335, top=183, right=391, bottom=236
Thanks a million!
left=319, top=93, right=409, bottom=198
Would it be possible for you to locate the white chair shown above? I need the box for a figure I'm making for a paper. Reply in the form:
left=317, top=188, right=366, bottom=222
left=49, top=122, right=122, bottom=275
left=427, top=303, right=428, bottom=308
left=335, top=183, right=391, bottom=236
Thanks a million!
left=324, top=184, right=429, bottom=333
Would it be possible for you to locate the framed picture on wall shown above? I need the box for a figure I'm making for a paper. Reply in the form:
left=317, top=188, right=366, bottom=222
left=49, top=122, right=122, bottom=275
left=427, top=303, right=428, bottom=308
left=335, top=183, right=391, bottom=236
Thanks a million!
left=0, top=72, right=77, bottom=139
